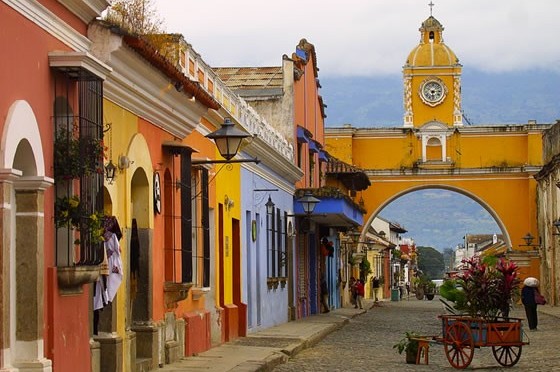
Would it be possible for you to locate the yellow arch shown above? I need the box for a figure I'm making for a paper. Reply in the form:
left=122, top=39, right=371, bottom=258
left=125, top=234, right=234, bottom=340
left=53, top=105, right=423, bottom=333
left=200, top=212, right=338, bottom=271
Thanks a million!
left=365, top=184, right=511, bottom=248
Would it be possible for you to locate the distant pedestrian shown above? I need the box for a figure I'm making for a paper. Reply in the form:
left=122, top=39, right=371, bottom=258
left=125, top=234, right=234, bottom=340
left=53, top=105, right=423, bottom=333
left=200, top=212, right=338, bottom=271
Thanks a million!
left=320, top=276, right=330, bottom=313
left=350, top=277, right=357, bottom=306
left=355, top=279, right=365, bottom=309
left=372, top=276, right=380, bottom=302
left=522, top=277, right=543, bottom=331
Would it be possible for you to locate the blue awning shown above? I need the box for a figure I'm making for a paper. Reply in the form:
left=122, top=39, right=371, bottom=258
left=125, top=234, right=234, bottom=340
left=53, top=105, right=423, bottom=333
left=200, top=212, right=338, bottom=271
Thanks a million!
left=294, top=195, right=363, bottom=227
left=309, top=140, right=320, bottom=154
left=297, top=126, right=310, bottom=143
left=318, top=150, right=329, bottom=162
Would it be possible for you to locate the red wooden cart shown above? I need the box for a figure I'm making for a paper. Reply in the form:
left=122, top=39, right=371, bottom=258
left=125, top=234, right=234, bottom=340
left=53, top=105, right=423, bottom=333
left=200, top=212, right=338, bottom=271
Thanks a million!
left=435, top=314, right=529, bottom=369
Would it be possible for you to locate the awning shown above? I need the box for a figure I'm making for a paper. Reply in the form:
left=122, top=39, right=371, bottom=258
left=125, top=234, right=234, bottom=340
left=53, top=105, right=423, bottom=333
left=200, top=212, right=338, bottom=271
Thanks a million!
left=309, top=140, right=320, bottom=154
left=318, top=150, right=329, bottom=162
left=297, top=126, right=311, bottom=143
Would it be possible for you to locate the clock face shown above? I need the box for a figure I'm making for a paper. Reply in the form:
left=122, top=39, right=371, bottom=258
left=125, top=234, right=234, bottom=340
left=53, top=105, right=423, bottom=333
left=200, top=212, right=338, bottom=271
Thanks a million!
left=422, top=81, right=443, bottom=102
left=153, top=172, right=161, bottom=214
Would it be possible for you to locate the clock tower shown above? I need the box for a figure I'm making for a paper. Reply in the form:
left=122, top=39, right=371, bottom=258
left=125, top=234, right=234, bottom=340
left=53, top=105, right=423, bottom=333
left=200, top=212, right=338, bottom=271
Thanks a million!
left=403, top=14, right=463, bottom=128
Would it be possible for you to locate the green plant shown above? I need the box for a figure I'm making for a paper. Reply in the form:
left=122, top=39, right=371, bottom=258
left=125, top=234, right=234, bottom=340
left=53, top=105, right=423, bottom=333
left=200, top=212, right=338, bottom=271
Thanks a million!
left=439, top=256, right=520, bottom=320
left=359, top=256, right=372, bottom=280
left=54, top=126, right=105, bottom=180
left=393, top=331, right=420, bottom=356
left=55, top=195, right=105, bottom=244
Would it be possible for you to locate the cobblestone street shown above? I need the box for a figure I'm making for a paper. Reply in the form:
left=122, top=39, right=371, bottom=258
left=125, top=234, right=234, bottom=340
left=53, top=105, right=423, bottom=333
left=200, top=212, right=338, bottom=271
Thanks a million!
left=273, top=297, right=560, bottom=371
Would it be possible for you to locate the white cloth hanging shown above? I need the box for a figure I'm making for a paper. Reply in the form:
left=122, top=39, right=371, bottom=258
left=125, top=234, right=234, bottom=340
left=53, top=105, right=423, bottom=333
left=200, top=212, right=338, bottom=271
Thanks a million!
left=105, top=233, right=123, bottom=302
left=93, top=276, right=108, bottom=310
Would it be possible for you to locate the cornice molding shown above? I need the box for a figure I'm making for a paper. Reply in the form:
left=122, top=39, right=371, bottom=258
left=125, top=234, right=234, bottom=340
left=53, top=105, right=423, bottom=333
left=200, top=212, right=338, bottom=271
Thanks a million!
left=4, top=0, right=91, bottom=51
left=56, top=0, right=109, bottom=24
left=89, top=24, right=206, bottom=137
left=244, top=136, right=302, bottom=184
left=48, top=51, right=112, bottom=80
left=366, top=166, right=541, bottom=178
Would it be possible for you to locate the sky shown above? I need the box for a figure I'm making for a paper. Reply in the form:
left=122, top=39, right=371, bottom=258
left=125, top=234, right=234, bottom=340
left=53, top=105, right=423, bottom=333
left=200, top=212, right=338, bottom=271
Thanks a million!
left=151, top=0, right=558, bottom=251
left=152, top=0, right=560, bottom=77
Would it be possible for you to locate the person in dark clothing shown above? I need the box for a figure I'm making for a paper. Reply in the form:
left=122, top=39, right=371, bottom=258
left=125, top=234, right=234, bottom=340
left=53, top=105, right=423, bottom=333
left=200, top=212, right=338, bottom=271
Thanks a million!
left=320, top=277, right=330, bottom=313
left=521, top=284, right=539, bottom=330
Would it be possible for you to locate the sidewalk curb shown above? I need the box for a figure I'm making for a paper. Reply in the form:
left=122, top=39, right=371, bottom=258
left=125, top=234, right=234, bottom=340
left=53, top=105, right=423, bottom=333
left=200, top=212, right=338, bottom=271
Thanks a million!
left=259, top=311, right=362, bottom=371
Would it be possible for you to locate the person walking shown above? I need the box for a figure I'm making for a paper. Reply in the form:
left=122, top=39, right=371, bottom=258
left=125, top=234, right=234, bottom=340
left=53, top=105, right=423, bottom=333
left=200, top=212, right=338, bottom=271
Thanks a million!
left=320, top=276, right=330, bottom=313
left=521, top=277, right=541, bottom=331
left=355, top=279, right=365, bottom=310
left=372, top=276, right=380, bottom=302
left=349, top=277, right=357, bottom=307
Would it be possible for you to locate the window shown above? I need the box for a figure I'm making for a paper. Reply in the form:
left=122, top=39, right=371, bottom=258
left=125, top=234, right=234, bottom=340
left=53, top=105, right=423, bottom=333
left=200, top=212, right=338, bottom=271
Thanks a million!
left=266, top=200, right=287, bottom=281
left=162, top=146, right=209, bottom=287
left=53, top=73, right=104, bottom=267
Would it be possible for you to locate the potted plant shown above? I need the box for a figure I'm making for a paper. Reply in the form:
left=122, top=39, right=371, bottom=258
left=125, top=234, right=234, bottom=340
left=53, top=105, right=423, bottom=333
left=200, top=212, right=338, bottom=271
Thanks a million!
left=393, top=331, right=420, bottom=364
left=424, top=280, right=436, bottom=300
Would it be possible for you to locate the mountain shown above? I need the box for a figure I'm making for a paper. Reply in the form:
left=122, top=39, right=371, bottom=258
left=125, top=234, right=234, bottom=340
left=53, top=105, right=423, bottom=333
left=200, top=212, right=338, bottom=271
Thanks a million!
left=322, top=69, right=560, bottom=127
left=376, top=190, right=500, bottom=252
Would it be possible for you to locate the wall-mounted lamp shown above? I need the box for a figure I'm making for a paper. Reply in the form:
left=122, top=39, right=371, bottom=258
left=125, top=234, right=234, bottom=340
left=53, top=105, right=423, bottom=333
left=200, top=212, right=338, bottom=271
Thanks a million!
left=118, top=155, right=133, bottom=170
left=192, top=117, right=259, bottom=165
left=105, top=159, right=117, bottom=184
left=297, top=191, right=320, bottom=215
left=520, top=232, right=540, bottom=248
left=265, top=196, right=275, bottom=214
left=224, top=195, right=234, bottom=211
left=553, top=220, right=560, bottom=236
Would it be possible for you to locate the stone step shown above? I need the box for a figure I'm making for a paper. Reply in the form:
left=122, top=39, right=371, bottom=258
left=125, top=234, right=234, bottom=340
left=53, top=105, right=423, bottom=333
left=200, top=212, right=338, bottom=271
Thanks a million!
left=135, top=357, right=152, bottom=372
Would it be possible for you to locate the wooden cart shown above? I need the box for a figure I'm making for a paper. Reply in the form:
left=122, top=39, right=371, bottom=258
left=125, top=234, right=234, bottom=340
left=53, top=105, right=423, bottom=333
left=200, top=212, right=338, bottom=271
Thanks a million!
left=435, top=314, right=529, bottom=369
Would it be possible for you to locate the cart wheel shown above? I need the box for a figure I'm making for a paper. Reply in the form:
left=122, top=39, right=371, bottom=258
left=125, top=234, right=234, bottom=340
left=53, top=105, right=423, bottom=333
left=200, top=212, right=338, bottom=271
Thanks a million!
left=492, top=345, right=522, bottom=367
left=444, top=322, right=474, bottom=369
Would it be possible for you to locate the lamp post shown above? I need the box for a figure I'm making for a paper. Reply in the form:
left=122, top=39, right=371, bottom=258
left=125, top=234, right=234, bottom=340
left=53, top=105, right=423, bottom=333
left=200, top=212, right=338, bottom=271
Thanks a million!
left=192, top=117, right=260, bottom=165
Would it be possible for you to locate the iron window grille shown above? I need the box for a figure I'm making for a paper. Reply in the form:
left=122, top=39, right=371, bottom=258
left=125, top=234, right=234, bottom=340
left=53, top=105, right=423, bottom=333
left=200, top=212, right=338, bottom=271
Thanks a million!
left=53, top=72, right=105, bottom=267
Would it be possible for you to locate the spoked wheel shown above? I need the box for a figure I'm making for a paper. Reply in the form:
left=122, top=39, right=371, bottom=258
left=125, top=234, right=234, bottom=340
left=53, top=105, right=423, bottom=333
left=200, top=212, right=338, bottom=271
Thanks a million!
left=492, top=345, right=522, bottom=367
left=444, top=322, right=474, bottom=369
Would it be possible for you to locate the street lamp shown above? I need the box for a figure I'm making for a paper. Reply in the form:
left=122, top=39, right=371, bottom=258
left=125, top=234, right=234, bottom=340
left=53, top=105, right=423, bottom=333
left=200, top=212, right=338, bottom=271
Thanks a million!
left=553, top=220, right=560, bottom=235
left=192, top=117, right=260, bottom=165
left=206, top=117, right=250, bottom=161
left=104, top=159, right=116, bottom=184
left=297, top=191, right=320, bottom=215
left=522, top=233, right=535, bottom=246
left=265, top=196, right=275, bottom=214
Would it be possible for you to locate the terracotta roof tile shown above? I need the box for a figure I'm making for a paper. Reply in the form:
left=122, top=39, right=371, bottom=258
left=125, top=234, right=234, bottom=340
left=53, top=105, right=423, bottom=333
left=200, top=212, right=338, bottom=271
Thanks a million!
left=214, top=67, right=283, bottom=91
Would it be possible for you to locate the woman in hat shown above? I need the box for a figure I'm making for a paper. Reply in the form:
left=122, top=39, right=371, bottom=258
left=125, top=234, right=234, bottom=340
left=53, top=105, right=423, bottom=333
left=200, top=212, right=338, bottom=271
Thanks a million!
left=521, top=277, right=540, bottom=331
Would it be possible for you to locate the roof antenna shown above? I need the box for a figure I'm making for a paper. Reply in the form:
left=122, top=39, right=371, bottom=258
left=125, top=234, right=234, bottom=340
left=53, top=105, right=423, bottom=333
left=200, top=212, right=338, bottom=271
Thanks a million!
left=429, top=1, right=435, bottom=16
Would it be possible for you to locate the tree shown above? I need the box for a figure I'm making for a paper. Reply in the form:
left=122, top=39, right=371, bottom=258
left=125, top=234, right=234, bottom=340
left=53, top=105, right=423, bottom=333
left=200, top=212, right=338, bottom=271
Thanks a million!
left=104, top=0, right=164, bottom=35
left=416, top=246, right=444, bottom=280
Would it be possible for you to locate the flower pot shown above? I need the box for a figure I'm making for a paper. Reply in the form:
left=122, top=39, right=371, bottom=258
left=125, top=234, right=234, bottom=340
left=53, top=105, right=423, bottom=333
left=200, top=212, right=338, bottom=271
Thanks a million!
left=426, top=293, right=435, bottom=300
left=406, top=348, right=417, bottom=364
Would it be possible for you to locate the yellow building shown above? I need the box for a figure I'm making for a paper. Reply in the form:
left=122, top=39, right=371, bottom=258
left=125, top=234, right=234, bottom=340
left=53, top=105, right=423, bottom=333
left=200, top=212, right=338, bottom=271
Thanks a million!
left=325, top=13, right=549, bottom=280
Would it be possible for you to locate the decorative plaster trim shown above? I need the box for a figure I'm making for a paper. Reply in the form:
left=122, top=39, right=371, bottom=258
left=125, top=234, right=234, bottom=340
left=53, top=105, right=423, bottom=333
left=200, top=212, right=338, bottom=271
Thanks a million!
left=3, top=0, right=91, bottom=51
left=57, top=0, right=109, bottom=24
left=89, top=27, right=205, bottom=137
left=48, top=51, right=112, bottom=80
left=13, top=176, right=54, bottom=191
left=243, top=137, right=302, bottom=185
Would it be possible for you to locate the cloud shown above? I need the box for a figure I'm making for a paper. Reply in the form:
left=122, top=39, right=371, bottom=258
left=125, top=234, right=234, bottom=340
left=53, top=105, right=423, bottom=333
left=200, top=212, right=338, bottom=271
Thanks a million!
left=153, top=0, right=560, bottom=76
